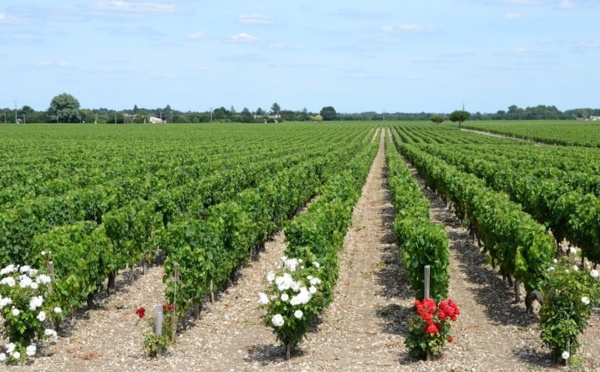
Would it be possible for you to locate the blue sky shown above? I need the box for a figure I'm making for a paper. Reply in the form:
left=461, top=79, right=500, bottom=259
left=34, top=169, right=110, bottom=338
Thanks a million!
left=1, top=1, right=599, bottom=114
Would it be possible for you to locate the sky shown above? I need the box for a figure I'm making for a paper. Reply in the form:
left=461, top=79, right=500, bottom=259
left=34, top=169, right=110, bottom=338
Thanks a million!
left=1, top=1, right=599, bottom=114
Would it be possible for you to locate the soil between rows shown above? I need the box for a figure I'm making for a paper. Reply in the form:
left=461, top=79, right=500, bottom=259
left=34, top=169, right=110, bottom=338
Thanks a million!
left=14, top=129, right=599, bottom=371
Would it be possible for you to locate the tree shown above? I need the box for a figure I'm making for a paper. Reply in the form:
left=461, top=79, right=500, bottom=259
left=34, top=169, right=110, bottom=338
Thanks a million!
left=240, top=107, right=253, bottom=123
left=320, top=106, right=337, bottom=121
left=312, top=114, right=323, bottom=122
left=430, top=115, right=445, bottom=124
left=270, top=102, right=281, bottom=115
left=48, top=93, right=82, bottom=123
left=255, top=107, right=266, bottom=116
left=448, top=110, right=470, bottom=128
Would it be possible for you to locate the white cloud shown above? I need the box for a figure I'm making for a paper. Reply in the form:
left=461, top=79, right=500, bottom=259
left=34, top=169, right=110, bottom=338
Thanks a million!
left=381, top=25, right=437, bottom=33
left=230, top=33, right=258, bottom=43
left=238, top=15, right=280, bottom=25
left=495, top=0, right=542, bottom=4
left=577, top=39, right=599, bottom=48
left=0, top=12, right=29, bottom=24
left=187, top=32, right=204, bottom=40
left=30, top=61, right=73, bottom=68
left=93, top=1, right=176, bottom=16
left=330, top=8, right=391, bottom=19
left=504, top=12, right=523, bottom=19
left=559, top=0, right=576, bottom=8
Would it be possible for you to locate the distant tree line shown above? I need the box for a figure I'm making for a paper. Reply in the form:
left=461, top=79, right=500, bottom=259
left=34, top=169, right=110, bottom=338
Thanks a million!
left=2, top=94, right=599, bottom=124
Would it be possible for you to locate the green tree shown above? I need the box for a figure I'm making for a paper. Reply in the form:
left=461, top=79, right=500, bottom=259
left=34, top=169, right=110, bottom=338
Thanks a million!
left=448, top=110, right=470, bottom=128
left=320, top=106, right=337, bottom=121
left=240, top=107, right=253, bottom=123
left=48, top=93, right=82, bottom=123
left=270, top=102, right=281, bottom=115
left=430, top=115, right=445, bottom=124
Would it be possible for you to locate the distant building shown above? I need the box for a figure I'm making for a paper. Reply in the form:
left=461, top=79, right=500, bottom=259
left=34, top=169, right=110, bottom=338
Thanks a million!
left=588, top=115, right=600, bottom=121
left=149, top=116, right=166, bottom=124
left=253, top=114, right=282, bottom=123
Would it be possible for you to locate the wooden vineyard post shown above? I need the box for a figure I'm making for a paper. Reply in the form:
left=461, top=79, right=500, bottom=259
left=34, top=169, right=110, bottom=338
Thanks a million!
left=173, top=263, right=180, bottom=336
left=155, top=305, right=164, bottom=354
left=210, top=279, right=214, bottom=304
left=514, top=281, right=521, bottom=303
left=424, top=265, right=431, bottom=300
left=48, top=260, right=55, bottom=293
left=424, top=265, right=432, bottom=362
left=48, top=260, right=60, bottom=330
left=193, top=303, right=200, bottom=320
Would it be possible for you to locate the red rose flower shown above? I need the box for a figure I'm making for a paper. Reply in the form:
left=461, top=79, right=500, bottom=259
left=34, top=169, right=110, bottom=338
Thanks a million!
left=425, top=323, right=439, bottom=334
left=448, top=336, right=454, bottom=343
left=163, top=304, right=175, bottom=311
left=135, top=307, right=145, bottom=319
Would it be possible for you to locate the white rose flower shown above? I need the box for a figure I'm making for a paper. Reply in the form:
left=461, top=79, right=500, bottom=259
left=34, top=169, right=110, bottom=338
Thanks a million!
left=44, top=329, right=58, bottom=342
left=573, top=265, right=579, bottom=271
left=266, top=272, right=275, bottom=283
left=294, top=310, right=303, bottom=319
left=280, top=293, right=289, bottom=302
left=547, top=267, right=555, bottom=272
left=19, top=265, right=31, bottom=274
left=11, top=307, right=20, bottom=316
left=312, top=261, right=320, bottom=269
left=310, top=277, right=321, bottom=286
left=12, top=351, right=20, bottom=360
left=37, top=311, right=47, bottom=322
left=562, top=351, right=570, bottom=360
left=309, top=286, right=317, bottom=294
left=581, top=297, right=590, bottom=305
left=19, top=275, right=33, bottom=288
left=1, top=277, right=16, bottom=287
left=280, top=256, right=287, bottom=263
left=26, top=344, right=36, bottom=357
left=29, top=296, right=44, bottom=311
left=0, top=353, right=5, bottom=361
left=290, top=281, right=301, bottom=292
left=1, top=265, right=16, bottom=275
left=41, top=251, right=46, bottom=256
left=6, top=343, right=16, bottom=354
left=0, top=297, right=12, bottom=309
left=30, top=282, right=39, bottom=290
left=258, top=293, right=270, bottom=305
left=54, top=306, right=62, bottom=314
left=36, top=274, right=52, bottom=285
left=565, top=270, right=569, bottom=274
left=568, top=247, right=577, bottom=254
left=284, top=258, right=299, bottom=272
left=28, top=269, right=38, bottom=277
left=271, top=314, right=284, bottom=327
left=591, top=270, right=599, bottom=279
left=553, top=259, right=558, bottom=263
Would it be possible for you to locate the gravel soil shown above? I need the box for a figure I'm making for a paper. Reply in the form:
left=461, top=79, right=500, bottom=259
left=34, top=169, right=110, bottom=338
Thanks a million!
left=9, top=129, right=599, bottom=371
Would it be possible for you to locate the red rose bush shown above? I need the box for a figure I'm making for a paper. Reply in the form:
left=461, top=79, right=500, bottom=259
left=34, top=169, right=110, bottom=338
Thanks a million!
left=405, top=298, right=460, bottom=360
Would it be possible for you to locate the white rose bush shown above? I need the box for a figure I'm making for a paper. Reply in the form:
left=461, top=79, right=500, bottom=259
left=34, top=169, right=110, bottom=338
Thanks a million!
left=0, top=263, right=61, bottom=364
left=259, top=257, right=324, bottom=360
left=540, top=254, right=600, bottom=366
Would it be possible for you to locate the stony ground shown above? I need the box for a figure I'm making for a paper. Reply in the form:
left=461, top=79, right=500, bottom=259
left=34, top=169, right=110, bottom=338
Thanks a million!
left=9, top=129, right=600, bottom=371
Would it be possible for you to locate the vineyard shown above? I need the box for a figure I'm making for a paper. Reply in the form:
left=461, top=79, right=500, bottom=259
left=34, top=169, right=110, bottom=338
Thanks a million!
left=0, top=122, right=599, bottom=371
left=463, top=120, right=600, bottom=147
